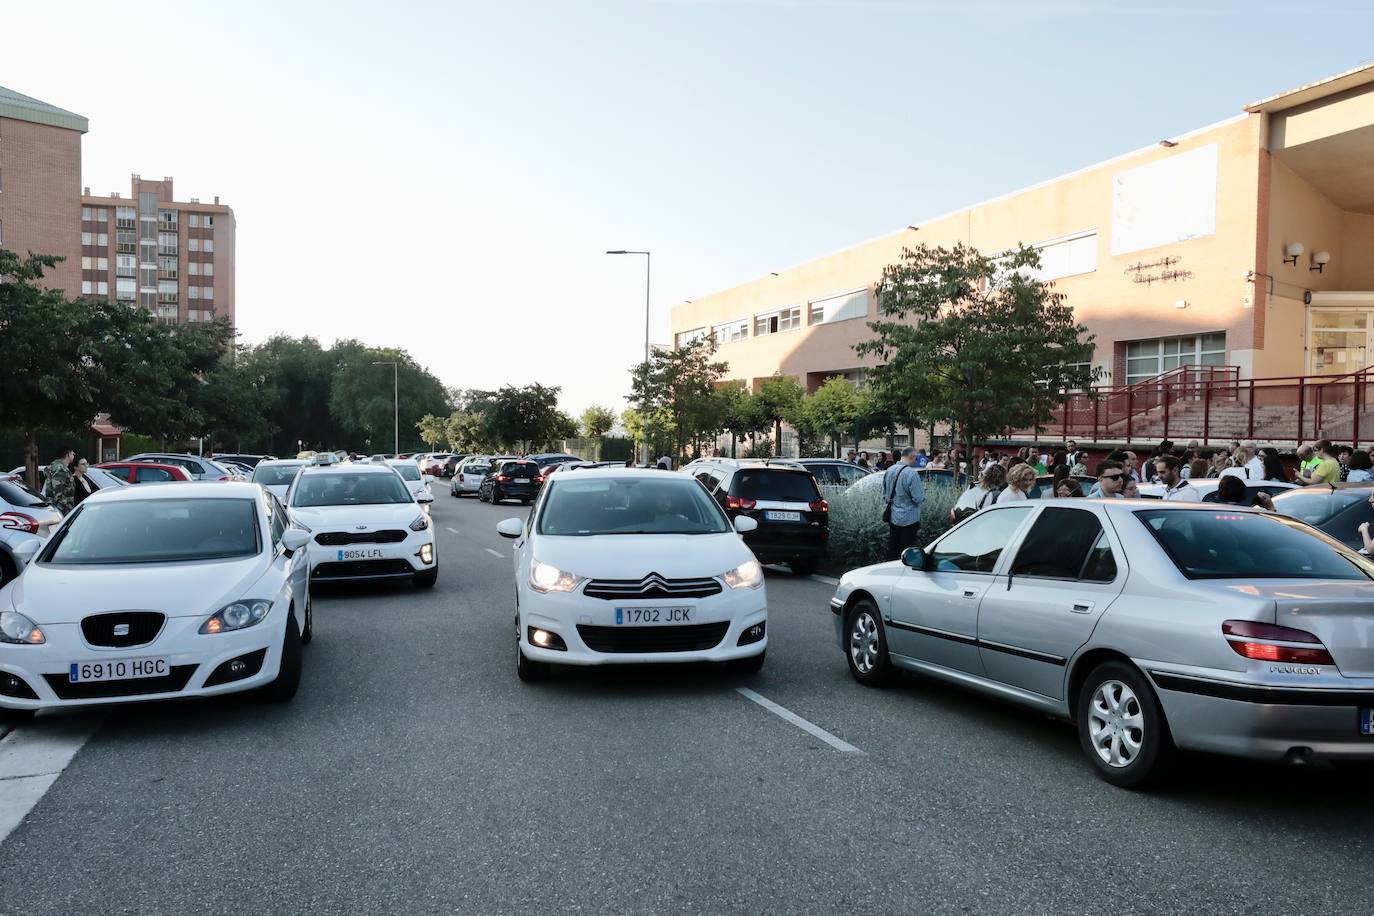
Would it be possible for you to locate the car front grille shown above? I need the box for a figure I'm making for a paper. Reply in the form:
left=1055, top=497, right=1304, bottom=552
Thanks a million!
left=576, top=622, right=730, bottom=653
left=312, top=559, right=414, bottom=580
left=583, top=574, right=723, bottom=601
left=314, top=530, right=406, bottom=546
left=80, top=611, right=165, bottom=648
left=43, top=665, right=197, bottom=700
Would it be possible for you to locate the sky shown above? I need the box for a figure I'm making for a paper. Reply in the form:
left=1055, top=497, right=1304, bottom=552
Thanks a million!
left=5, top=1, right=1374, bottom=417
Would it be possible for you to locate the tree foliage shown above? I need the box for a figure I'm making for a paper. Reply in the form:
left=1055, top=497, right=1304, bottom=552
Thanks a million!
left=627, top=338, right=730, bottom=461
left=416, top=414, right=449, bottom=451
left=856, top=242, right=1097, bottom=449
left=580, top=405, right=618, bottom=439
left=755, top=374, right=806, bottom=452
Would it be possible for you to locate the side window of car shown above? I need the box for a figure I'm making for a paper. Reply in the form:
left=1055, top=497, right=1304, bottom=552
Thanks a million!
left=810, top=464, right=840, bottom=485
left=142, top=468, right=173, bottom=482
left=694, top=471, right=718, bottom=493
left=929, top=506, right=1033, bottom=573
left=1079, top=532, right=1118, bottom=582
left=1011, top=507, right=1108, bottom=580
left=106, top=466, right=131, bottom=481
left=267, top=494, right=288, bottom=547
left=840, top=465, right=869, bottom=484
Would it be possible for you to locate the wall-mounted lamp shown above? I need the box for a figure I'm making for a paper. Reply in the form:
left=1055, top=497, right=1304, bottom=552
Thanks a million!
left=1283, top=241, right=1304, bottom=266
left=1174, top=299, right=1189, bottom=310
left=1159, top=139, right=1178, bottom=148
left=906, top=225, right=919, bottom=231
left=1311, top=250, right=1331, bottom=273
left=770, top=272, right=779, bottom=277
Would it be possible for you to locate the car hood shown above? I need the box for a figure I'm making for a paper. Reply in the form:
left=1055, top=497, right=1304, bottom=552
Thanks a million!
left=289, top=503, right=423, bottom=531
left=532, top=532, right=751, bottom=580
left=10, top=555, right=269, bottom=624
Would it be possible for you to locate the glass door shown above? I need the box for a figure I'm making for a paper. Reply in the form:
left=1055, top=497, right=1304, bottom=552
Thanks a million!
left=1309, top=310, right=1370, bottom=375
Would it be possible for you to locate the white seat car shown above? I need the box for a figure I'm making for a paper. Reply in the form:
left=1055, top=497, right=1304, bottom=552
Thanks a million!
left=496, top=468, right=767, bottom=681
left=250, top=459, right=310, bottom=501
left=285, top=464, right=438, bottom=588
left=0, top=481, right=310, bottom=722
left=385, top=459, right=434, bottom=504
left=450, top=456, right=492, bottom=497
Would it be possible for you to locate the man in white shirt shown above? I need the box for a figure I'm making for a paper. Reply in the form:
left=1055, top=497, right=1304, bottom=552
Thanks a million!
left=1156, top=455, right=1201, bottom=502
left=1239, top=441, right=1264, bottom=479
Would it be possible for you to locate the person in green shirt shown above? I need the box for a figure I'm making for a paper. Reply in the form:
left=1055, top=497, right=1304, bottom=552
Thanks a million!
left=1296, top=443, right=1319, bottom=476
left=1298, top=440, right=1342, bottom=486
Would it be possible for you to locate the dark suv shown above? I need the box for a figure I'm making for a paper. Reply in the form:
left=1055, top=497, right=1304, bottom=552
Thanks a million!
left=687, top=459, right=828, bottom=574
left=479, top=459, right=544, bottom=505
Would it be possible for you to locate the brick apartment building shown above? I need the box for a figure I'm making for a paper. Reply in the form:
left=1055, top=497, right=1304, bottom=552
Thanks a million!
left=0, top=84, right=235, bottom=327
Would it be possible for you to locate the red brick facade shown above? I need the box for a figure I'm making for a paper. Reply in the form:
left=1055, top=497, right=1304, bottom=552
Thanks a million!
left=0, top=116, right=83, bottom=294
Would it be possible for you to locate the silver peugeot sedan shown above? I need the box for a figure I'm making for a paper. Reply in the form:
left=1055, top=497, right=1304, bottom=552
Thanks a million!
left=829, top=499, right=1374, bottom=787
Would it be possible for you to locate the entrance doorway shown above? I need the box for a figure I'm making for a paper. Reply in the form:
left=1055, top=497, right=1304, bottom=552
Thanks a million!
left=1308, top=309, right=1370, bottom=375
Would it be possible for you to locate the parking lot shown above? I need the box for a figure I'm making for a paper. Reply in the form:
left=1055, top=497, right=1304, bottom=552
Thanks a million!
left=2, top=489, right=1372, bottom=915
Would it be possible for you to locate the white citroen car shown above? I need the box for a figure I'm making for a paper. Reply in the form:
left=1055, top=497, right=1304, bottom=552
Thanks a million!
left=250, top=458, right=309, bottom=502
left=285, top=464, right=437, bottom=588
left=0, top=482, right=310, bottom=722
left=496, top=468, right=767, bottom=681
left=385, top=459, right=434, bottom=504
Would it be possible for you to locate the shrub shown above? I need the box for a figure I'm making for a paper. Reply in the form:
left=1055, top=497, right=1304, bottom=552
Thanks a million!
left=825, top=479, right=964, bottom=574
left=742, top=440, right=773, bottom=458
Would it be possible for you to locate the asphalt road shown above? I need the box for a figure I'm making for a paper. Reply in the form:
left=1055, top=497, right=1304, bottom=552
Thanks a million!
left=3, top=484, right=1373, bottom=915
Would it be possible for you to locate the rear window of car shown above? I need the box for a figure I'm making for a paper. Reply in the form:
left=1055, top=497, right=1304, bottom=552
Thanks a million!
left=1134, top=508, right=1373, bottom=580
left=0, top=478, right=48, bottom=508
left=500, top=462, right=540, bottom=477
left=252, top=464, right=304, bottom=486
left=730, top=469, right=821, bottom=502
left=462, top=460, right=492, bottom=473
left=391, top=463, right=422, bottom=481
left=1269, top=486, right=1371, bottom=525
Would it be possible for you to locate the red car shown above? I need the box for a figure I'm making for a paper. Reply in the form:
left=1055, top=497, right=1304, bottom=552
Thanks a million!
left=97, top=462, right=193, bottom=484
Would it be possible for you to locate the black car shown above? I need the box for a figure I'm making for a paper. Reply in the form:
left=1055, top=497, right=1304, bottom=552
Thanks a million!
left=212, top=453, right=275, bottom=469
left=1269, top=482, right=1374, bottom=550
left=479, top=459, right=544, bottom=505
left=442, top=454, right=469, bottom=478
left=688, top=459, right=828, bottom=575
left=526, top=453, right=582, bottom=470
left=793, top=458, right=874, bottom=488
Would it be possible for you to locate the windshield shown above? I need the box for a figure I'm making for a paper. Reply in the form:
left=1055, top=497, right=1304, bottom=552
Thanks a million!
left=1135, top=508, right=1373, bottom=580
left=499, top=461, right=540, bottom=477
left=730, top=469, right=820, bottom=502
left=391, top=464, right=422, bottom=481
left=0, top=477, right=49, bottom=508
left=253, top=464, right=305, bottom=486
left=44, top=499, right=260, bottom=565
left=1269, top=486, right=1370, bottom=525
left=538, top=477, right=731, bottom=536
left=292, top=472, right=413, bottom=506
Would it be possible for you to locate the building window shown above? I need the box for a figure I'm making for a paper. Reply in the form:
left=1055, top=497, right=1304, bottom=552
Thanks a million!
left=189, top=286, right=200, bottom=299
left=82, top=256, right=93, bottom=270
left=188, top=262, right=199, bottom=276
left=116, top=207, right=136, bottom=228
left=97, top=281, right=108, bottom=296
left=188, top=238, right=199, bottom=252
left=712, top=319, right=748, bottom=345
left=809, top=289, right=868, bottom=325
left=203, top=287, right=213, bottom=301
left=116, top=278, right=136, bottom=301
left=81, top=232, right=93, bottom=246
left=204, top=215, right=214, bottom=228
left=139, top=191, right=157, bottom=215
left=116, top=255, right=136, bottom=277
left=97, top=233, right=108, bottom=247
left=204, top=239, right=214, bottom=254
left=1125, top=333, right=1226, bottom=385
left=159, top=256, right=177, bottom=277
left=188, top=214, right=199, bottom=227
left=158, top=210, right=177, bottom=230
left=674, top=327, right=707, bottom=348
left=116, top=230, right=137, bottom=252
left=1030, top=230, right=1097, bottom=282
left=202, top=262, right=213, bottom=277
left=96, top=208, right=108, bottom=221
left=96, top=257, right=108, bottom=270
left=754, top=306, right=801, bottom=336
left=140, top=268, right=156, bottom=287
left=82, top=280, right=93, bottom=295
left=82, top=207, right=92, bottom=221
left=159, top=233, right=178, bottom=256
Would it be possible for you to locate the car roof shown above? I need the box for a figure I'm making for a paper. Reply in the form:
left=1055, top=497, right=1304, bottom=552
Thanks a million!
left=298, top=463, right=395, bottom=476
left=551, top=467, right=702, bottom=482
left=255, top=459, right=308, bottom=467
left=86, top=480, right=261, bottom=502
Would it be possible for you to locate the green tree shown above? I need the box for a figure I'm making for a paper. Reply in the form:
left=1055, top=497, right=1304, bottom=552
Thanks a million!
left=580, top=405, right=617, bottom=439
left=478, top=384, right=568, bottom=452
left=627, top=338, right=728, bottom=462
left=803, top=377, right=870, bottom=456
left=621, top=406, right=674, bottom=461
left=444, top=411, right=487, bottom=452
left=328, top=345, right=449, bottom=452
left=717, top=384, right=762, bottom=458
left=415, top=414, right=448, bottom=451
left=755, top=374, right=805, bottom=455
left=856, top=242, right=1097, bottom=451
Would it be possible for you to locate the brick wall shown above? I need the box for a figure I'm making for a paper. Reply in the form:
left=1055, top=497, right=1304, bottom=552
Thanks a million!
left=0, top=116, right=82, bottom=294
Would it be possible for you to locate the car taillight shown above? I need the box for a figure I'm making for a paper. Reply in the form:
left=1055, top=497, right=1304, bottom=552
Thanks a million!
left=808, top=498, right=829, bottom=513
left=1222, top=619, right=1335, bottom=666
left=0, top=512, right=39, bottom=535
left=535, top=475, right=545, bottom=484
left=217, top=475, right=232, bottom=481
left=458, top=474, right=465, bottom=482
left=496, top=474, right=509, bottom=482
left=725, top=495, right=756, bottom=510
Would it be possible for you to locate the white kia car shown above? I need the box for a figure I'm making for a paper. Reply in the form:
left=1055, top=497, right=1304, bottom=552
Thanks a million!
left=0, top=481, right=310, bottom=722
left=496, top=468, right=767, bottom=681
left=250, top=458, right=309, bottom=502
left=385, top=459, right=434, bottom=504
left=285, top=464, right=438, bottom=588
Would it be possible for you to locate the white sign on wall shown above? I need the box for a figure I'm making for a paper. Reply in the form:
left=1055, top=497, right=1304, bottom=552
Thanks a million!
left=1110, top=143, right=1218, bottom=256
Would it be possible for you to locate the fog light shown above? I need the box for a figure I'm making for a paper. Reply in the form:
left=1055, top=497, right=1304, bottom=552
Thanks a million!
left=0, top=672, right=38, bottom=699
left=526, top=626, right=567, bottom=651
left=737, top=621, right=766, bottom=646
left=417, top=544, right=434, bottom=565
left=229, top=660, right=247, bottom=674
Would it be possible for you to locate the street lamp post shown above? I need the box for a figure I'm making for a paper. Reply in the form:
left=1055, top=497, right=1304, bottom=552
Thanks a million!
left=607, top=250, right=651, bottom=465
left=372, top=361, right=398, bottom=456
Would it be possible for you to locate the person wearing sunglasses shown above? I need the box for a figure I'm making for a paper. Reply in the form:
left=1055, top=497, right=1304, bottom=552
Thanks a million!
left=1088, top=460, right=1127, bottom=498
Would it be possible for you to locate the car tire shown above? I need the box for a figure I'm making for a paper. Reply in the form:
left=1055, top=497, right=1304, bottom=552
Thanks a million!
left=413, top=566, right=438, bottom=589
left=789, top=558, right=819, bottom=576
left=515, top=620, right=551, bottom=682
left=1076, top=661, right=1175, bottom=789
left=727, top=650, right=765, bottom=675
left=0, top=706, right=36, bottom=726
left=844, top=598, right=896, bottom=686
left=300, top=589, right=314, bottom=645
left=492, top=488, right=503, bottom=505
left=259, top=614, right=303, bottom=703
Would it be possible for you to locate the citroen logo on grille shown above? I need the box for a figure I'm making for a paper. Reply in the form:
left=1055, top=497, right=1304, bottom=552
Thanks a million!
left=113, top=623, right=131, bottom=637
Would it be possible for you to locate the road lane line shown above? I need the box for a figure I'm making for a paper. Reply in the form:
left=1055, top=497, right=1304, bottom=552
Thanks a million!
left=735, top=687, right=863, bottom=754
left=484, top=548, right=504, bottom=558
left=0, top=719, right=101, bottom=844
left=446, top=527, right=460, bottom=534
left=809, top=574, right=840, bottom=586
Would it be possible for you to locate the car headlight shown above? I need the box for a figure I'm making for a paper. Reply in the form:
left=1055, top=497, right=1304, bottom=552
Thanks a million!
left=0, top=610, right=46, bottom=645
left=409, top=513, right=429, bottom=532
left=200, top=599, right=273, bottom=635
left=529, top=560, right=583, bottom=594
left=722, top=560, right=763, bottom=590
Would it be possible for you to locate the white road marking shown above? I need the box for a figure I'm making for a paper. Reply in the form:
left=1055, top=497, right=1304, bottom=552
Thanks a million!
left=735, top=687, right=863, bottom=754
left=484, top=548, right=504, bottom=558
left=0, top=718, right=101, bottom=844
left=446, top=527, right=460, bottom=534
left=809, top=574, right=840, bottom=586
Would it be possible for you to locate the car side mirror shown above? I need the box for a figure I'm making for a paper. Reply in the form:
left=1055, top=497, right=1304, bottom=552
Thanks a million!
left=497, top=518, right=524, bottom=539
left=901, top=547, right=930, bottom=570
left=281, top=529, right=310, bottom=555
left=734, top=516, right=758, bottom=534
left=12, top=539, right=41, bottom=566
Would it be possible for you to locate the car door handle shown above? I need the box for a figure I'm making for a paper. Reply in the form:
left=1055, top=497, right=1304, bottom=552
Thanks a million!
left=1071, top=601, right=1095, bottom=614
left=962, top=589, right=979, bottom=599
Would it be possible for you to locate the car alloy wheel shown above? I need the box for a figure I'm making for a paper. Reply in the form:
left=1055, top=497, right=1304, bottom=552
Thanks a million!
left=844, top=599, right=894, bottom=685
left=1076, top=660, right=1174, bottom=788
